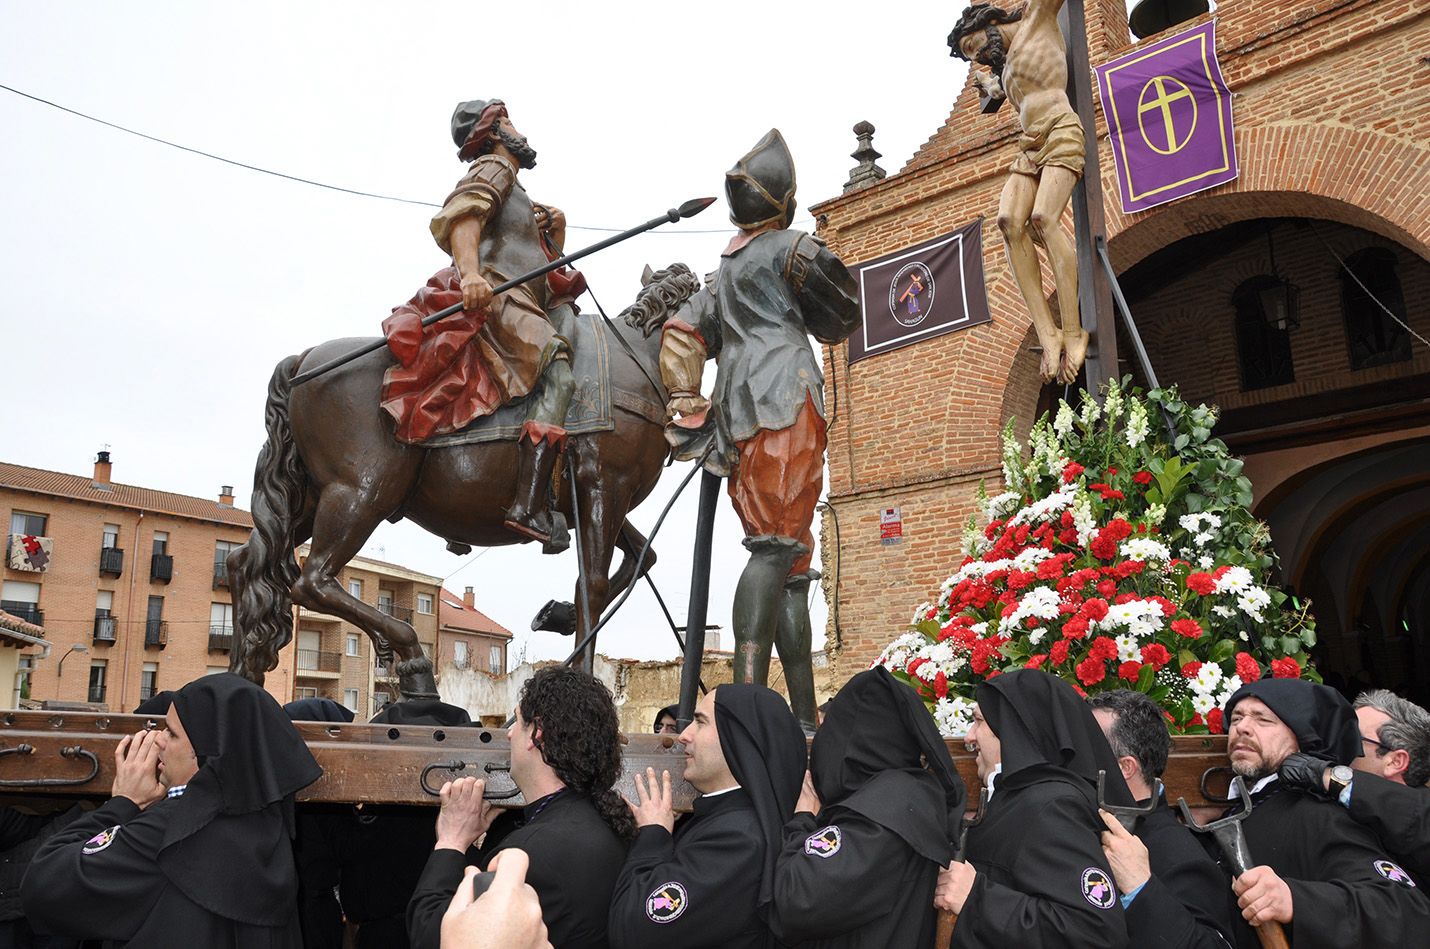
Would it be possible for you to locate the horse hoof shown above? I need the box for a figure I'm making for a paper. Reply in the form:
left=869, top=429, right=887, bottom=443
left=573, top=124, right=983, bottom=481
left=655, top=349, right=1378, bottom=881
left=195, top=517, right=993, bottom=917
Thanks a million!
left=531, top=599, right=577, bottom=635
left=446, top=541, right=473, bottom=556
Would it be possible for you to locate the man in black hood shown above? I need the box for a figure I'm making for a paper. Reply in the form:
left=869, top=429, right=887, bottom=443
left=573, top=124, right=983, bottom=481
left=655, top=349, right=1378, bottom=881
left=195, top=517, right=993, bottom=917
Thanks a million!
left=770, top=667, right=966, bottom=947
left=1215, top=678, right=1429, bottom=948
left=608, top=684, right=806, bottom=948
left=24, top=673, right=322, bottom=946
left=936, top=669, right=1131, bottom=947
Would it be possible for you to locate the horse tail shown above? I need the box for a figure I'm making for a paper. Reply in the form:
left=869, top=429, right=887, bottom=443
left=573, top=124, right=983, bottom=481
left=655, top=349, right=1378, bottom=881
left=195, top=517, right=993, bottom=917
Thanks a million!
left=228, top=353, right=310, bottom=683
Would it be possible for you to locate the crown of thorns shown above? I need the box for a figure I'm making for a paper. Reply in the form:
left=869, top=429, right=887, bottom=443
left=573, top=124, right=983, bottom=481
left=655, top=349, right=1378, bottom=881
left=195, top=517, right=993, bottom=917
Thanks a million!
left=947, top=3, right=1025, bottom=60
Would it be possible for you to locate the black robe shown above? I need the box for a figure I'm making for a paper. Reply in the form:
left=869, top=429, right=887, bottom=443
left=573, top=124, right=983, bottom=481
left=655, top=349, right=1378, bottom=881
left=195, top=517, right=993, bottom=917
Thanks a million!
left=1216, top=782, right=1430, bottom=949
left=1346, top=771, right=1430, bottom=883
left=608, top=789, right=769, bottom=949
left=953, top=777, right=1130, bottom=948
left=770, top=787, right=939, bottom=948
left=1125, top=799, right=1237, bottom=949
left=407, top=790, right=626, bottom=949
left=23, top=796, right=302, bottom=948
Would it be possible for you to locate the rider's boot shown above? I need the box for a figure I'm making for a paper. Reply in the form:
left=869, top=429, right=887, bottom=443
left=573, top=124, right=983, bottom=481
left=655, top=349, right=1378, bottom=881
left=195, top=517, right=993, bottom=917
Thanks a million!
left=731, top=537, right=802, bottom=687
left=504, top=354, right=574, bottom=554
left=775, top=570, right=819, bottom=733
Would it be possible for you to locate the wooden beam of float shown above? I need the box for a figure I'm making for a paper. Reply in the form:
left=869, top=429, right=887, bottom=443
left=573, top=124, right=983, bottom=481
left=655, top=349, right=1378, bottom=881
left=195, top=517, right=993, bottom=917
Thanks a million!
left=0, top=711, right=1235, bottom=810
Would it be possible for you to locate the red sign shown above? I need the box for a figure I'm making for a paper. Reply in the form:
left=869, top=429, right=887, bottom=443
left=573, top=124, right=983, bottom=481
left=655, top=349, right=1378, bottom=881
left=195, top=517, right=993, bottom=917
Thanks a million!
left=880, top=507, right=903, bottom=546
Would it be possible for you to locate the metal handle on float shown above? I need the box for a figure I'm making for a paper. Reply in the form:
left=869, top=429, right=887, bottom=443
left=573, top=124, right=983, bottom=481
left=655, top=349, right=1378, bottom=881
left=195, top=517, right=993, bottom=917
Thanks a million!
left=0, top=743, right=102, bottom=788
left=419, top=759, right=523, bottom=800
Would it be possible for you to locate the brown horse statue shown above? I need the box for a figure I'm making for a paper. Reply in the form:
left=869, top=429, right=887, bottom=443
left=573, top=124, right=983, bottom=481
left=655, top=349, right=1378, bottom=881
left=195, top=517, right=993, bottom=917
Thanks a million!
left=225, top=265, right=701, bottom=700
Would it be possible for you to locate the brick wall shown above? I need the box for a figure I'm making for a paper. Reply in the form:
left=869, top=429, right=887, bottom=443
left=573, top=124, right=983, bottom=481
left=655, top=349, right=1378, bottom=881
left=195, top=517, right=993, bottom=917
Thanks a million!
left=812, top=0, right=1430, bottom=675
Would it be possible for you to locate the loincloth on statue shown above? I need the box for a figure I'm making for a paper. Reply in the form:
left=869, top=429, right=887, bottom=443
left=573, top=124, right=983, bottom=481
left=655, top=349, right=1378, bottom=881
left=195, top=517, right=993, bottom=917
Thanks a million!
left=726, top=394, right=827, bottom=577
left=1010, top=109, right=1086, bottom=178
left=380, top=267, right=567, bottom=444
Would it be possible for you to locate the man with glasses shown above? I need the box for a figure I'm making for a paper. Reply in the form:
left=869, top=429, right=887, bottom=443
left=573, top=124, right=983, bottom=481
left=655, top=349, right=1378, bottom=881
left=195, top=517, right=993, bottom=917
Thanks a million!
left=1280, top=689, right=1430, bottom=882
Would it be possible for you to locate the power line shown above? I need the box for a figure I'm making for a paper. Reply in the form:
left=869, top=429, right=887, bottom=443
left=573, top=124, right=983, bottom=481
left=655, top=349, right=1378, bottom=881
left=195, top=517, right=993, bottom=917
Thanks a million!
left=0, top=82, right=809, bottom=235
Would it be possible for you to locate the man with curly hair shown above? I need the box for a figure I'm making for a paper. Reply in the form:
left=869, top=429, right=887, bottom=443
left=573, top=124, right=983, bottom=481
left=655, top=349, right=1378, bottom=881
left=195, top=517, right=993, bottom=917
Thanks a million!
left=407, top=667, right=631, bottom=948
left=948, top=2, right=1090, bottom=385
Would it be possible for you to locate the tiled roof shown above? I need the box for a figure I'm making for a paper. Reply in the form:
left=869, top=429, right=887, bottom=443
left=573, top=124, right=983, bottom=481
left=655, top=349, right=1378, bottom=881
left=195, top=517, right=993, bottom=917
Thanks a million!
left=0, top=462, right=252, bottom=528
left=439, top=589, right=511, bottom=639
left=0, top=608, right=45, bottom=644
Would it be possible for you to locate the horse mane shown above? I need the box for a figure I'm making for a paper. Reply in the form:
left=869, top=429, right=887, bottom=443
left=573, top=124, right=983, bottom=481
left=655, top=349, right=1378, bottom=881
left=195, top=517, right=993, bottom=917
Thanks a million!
left=620, top=263, right=702, bottom=338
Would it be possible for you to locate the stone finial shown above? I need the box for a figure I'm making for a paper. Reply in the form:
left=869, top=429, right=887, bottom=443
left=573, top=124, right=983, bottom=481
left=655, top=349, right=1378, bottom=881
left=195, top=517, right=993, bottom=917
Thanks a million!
left=843, top=120, right=887, bottom=193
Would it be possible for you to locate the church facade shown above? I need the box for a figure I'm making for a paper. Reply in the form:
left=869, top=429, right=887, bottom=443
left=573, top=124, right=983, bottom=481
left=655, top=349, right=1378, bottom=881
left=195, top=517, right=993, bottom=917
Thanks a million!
left=812, top=0, right=1430, bottom=704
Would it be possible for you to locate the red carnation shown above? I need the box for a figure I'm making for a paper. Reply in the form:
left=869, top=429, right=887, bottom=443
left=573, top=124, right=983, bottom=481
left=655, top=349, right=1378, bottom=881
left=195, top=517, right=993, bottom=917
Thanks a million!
left=1140, top=643, right=1171, bottom=670
left=1096, top=580, right=1117, bottom=597
left=1025, top=654, right=1047, bottom=670
left=1118, top=661, right=1143, bottom=682
left=1181, top=661, right=1203, bottom=678
left=1062, top=461, right=1085, bottom=483
left=907, top=657, right=927, bottom=679
left=1133, top=471, right=1153, bottom=485
left=1076, top=657, right=1107, bottom=686
left=1107, top=467, right=1119, bottom=476
left=1171, top=618, right=1204, bottom=640
left=1036, top=558, right=1067, bottom=581
left=1235, top=652, right=1261, bottom=682
left=1050, top=640, right=1070, bottom=664
left=1008, top=570, right=1035, bottom=591
left=1186, top=572, right=1217, bottom=596
left=1149, top=596, right=1177, bottom=617
left=1271, top=657, right=1301, bottom=679
left=1058, top=527, right=1080, bottom=545
left=1080, top=598, right=1109, bottom=621
left=1061, top=616, right=1090, bottom=641
left=1207, top=708, right=1225, bottom=734
left=1089, top=636, right=1119, bottom=662
left=934, top=671, right=950, bottom=700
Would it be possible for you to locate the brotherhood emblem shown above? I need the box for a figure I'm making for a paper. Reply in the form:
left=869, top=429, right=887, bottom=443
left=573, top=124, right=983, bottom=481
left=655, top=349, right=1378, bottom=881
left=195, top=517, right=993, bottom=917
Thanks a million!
left=82, top=825, right=120, bottom=855
left=1080, top=867, right=1117, bottom=908
left=645, top=882, right=688, bottom=923
left=1375, top=859, right=1417, bottom=887
left=804, top=825, right=843, bottom=858
left=887, top=262, right=935, bottom=328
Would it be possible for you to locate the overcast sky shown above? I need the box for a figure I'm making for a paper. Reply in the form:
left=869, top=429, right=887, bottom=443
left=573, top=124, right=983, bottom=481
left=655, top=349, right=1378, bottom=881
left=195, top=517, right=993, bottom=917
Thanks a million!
left=0, top=1, right=974, bottom=666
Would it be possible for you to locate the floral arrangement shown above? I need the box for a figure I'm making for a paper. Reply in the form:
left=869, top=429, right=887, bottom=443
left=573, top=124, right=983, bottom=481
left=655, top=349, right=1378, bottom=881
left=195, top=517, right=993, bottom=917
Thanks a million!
left=877, top=379, right=1318, bottom=737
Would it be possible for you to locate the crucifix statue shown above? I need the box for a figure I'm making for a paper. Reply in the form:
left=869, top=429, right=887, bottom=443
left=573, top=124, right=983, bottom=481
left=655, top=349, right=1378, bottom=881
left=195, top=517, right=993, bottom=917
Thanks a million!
left=950, top=1, right=1090, bottom=385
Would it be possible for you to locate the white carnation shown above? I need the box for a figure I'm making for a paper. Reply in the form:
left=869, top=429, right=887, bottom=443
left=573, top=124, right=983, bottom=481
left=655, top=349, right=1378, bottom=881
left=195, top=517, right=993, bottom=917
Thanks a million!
left=1214, top=566, right=1254, bottom=595
left=1121, top=537, right=1172, bottom=562
left=1116, top=634, right=1141, bottom=662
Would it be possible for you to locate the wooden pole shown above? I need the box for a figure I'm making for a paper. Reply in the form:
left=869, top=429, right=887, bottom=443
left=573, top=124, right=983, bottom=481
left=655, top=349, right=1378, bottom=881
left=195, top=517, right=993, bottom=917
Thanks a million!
left=1059, top=0, right=1119, bottom=389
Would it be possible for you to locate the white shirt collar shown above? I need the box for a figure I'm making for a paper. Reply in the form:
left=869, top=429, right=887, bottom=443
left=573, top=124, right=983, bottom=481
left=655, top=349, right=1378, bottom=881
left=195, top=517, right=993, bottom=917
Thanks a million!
left=984, top=763, right=1003, bottom=798
left=700, top=783, right=742, bottom=798
left=1250, top=773, right=1279, bottom=795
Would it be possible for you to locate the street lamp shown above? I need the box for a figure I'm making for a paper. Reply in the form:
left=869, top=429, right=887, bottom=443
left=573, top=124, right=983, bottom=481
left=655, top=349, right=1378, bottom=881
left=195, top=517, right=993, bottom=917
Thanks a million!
left=57, top=643, right=89, bottom=677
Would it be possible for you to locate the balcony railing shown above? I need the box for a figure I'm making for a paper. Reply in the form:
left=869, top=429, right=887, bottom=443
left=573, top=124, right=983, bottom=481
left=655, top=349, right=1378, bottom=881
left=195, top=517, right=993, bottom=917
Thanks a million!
left=99, top=546, right=125, bottom=577
left=208, top=625, right=235, bottom=651
left=213, top=560, right=230, bottom=589
left=377, top=602, right=414, bottom=623
left=145, top=619, right=168, bottom=648
left=138, top=685, right=156, bottom=701
left=87, top=685, right=106, bottom=704
left=0, top=601, right=43, bottom=627
left=93, top=614, right=118, bottom=643
left=296, top=649, right=341, bottom=673
left=150, top=553, right=173, bottom=584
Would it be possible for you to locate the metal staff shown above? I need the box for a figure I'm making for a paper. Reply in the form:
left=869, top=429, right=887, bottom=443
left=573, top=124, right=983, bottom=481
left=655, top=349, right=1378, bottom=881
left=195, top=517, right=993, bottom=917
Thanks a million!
left=290, top=196, right=717, bottom=387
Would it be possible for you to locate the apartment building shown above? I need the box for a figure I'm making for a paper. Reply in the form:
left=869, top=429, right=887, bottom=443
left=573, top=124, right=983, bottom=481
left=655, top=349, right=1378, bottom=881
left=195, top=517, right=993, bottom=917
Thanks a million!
left=438, top=586, right=512, bottom=677
left=0, top=454, right=290, bottom=710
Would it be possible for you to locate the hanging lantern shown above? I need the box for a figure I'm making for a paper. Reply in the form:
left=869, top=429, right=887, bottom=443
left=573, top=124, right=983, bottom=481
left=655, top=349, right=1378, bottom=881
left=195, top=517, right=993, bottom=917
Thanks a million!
left=1260, top=224, right=1301, bottom=332
left=1128, top=0, right=1210, bottom=40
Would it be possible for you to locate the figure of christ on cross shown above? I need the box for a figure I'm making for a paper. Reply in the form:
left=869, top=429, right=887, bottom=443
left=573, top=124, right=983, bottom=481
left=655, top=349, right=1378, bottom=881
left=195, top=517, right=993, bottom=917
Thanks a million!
left=950, top=1, right=1090, bottom=385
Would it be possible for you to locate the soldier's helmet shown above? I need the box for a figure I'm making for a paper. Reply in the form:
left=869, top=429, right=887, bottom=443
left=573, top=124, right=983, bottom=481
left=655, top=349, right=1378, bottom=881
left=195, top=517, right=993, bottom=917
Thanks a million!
left=725, top=129, right=797, bottom=230
left=451, top=98, right=508, bottom=161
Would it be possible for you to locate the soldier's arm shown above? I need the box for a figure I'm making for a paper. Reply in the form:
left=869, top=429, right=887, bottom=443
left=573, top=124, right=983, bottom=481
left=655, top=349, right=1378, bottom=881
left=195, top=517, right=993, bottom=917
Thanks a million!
left=429, top=155, right=517, bottom=315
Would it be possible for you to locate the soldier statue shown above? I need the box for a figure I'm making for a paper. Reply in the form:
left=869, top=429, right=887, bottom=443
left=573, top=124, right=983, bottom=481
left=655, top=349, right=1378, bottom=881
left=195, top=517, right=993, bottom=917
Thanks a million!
left=950, top=2, right=1089, bottom=385
left=653, top=130, right=860, bottom=730
left=381, top=99, right=583, bottom=552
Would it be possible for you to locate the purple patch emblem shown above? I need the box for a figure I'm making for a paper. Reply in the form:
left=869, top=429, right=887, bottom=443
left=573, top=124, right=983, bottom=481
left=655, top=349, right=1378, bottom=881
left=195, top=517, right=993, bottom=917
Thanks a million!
left=82, top=825, right=120, bottom=855
left=804, top=825, right=843, bottom=858
left=1081, top=867, right=1117, bottom=909
left=1375, top=860, right=1416, bottom=887
left=645, top=882, right=688, bottom=923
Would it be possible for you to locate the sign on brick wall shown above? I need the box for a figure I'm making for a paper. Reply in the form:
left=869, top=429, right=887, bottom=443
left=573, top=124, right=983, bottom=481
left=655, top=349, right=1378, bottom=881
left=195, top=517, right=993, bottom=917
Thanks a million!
left=1095, top=21, right=1239, bottom=214
left=848, top=218, right=992, bottom=364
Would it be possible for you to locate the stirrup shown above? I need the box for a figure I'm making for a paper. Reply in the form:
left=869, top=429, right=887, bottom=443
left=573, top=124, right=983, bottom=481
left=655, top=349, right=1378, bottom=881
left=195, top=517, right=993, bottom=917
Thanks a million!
left=503, top=511, right=570, bottom=554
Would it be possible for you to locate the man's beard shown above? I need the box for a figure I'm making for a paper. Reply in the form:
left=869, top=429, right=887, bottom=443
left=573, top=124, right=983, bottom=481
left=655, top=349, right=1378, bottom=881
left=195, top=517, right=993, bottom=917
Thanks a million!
left=979, top=26, right=1008, bottom=73
left=496, top=126, right=538, bottom=169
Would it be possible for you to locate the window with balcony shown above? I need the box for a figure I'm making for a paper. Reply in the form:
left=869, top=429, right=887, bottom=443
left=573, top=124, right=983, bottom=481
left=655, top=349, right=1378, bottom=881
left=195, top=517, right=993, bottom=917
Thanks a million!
left=145, top=596, right=167, bottom=648
left=99, top=524, right=124, bottom=577
left=214, top=540, right=240, bottom=589
left=94, top=591, right=117, bottom=643
left=489, top=645, right=502, bottom=675
left=1, top=580, right=42, bottom=627
left=209, top=602, right=234, bottom=651
left=296, top=629, right=339, bottom=673
left=88, top=660, right=107, bottom=704
left=150, top=532, right=173, bottom=583
left=417, top=593, right=434, bottom=615
left=139, top=662, right=158, bottom=701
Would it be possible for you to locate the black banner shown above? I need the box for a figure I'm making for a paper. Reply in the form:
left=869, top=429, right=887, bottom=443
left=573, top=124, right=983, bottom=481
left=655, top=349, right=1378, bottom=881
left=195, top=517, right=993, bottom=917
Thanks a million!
left=847, top=218, right=992, bottom=364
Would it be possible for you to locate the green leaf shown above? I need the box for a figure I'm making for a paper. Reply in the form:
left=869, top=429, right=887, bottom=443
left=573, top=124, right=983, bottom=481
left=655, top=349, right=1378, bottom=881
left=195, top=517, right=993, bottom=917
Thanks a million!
left=1177, top=649, right=1198, bottom=668
left=1299, top=628, right=1317, bottom=648
left=1136, top=664, right=1157, bottom=691
left=1174, top=434, right=1189, bottom=451
left=1280, top=636, right=1302, bottom=657
left=1209, top=639, right=1237, bottom=663
left=915, top=619, right=941, bottom=638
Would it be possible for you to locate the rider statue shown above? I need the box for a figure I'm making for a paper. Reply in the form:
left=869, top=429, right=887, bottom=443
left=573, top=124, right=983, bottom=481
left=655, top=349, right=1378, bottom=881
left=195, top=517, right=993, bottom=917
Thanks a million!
left=658, top=130, right=860, bottom=730
left=381, top=99, right=582, bottom=553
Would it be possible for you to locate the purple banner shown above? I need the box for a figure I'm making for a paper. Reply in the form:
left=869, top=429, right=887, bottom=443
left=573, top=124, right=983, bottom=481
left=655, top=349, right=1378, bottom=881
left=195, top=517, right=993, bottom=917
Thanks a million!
left=1095, top=21, right=1237, bottom=214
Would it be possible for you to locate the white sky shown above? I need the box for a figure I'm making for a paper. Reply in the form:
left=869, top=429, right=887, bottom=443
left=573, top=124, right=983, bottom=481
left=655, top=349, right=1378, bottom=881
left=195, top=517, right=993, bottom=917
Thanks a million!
left=0, top=1, right=971, bottom=667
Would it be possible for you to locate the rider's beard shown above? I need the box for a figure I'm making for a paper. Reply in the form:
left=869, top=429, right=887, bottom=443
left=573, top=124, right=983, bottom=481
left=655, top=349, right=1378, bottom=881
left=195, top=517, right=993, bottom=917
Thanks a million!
left=496, top=127, right=538, bottom=169
left=978, top=26, right=1007, bottom=73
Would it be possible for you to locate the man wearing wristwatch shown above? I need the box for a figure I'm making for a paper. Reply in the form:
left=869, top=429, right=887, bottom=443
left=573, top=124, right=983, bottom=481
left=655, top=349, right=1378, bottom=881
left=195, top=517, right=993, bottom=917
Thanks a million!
left=1279, top=688, right=1430, bottom=884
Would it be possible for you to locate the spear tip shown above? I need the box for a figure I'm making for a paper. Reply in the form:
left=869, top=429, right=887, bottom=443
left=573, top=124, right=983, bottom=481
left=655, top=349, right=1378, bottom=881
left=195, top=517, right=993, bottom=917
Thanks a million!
left=677, top=196, right=718, bottom=218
